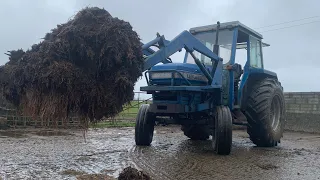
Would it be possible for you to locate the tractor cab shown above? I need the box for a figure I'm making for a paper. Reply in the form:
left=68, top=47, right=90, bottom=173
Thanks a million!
left=186, top=21, right=269, bottom=68
left=185, top=21, right=271, bottom=108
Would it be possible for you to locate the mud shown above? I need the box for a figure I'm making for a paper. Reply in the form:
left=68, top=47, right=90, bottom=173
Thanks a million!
left=0, top=126, right=319, bottom=180
left=118, top=166, right=151, bottom=180
left=76, top=173, right=116, bottom=180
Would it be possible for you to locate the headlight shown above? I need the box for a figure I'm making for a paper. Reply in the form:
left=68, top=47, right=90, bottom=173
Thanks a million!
left=149, top=72, right=172, bottom=79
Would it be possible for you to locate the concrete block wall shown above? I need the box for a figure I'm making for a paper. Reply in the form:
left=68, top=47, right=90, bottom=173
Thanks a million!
left=284, top=92, right=320, bottom=133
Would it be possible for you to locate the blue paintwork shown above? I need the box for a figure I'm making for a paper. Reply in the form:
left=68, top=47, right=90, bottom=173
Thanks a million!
left=211, top=60, right=223, bottom=87
left=150, top=79, right=207, bottom=86
left=251, top=68, right=277, bottom=77
left=238, top=38, right=250, bottom=104
left=139, top=21, right=279, bottom=117
left=142, top=30, right=222, bottom=71
left=141, top=85, right=218, bottom=92
left=142, top=37, right=161, bottom=50
left=197, top=103, right=210, bottom=112
left=238, top=37, right=278, bottom=106
left=142, top=47, right=155, bottom=56
left=237, top=52, right=248, bottom=105
left=183, top=51, right=189, bottom=63
left=149, top=63, right=208, bottom=86
left=151, top=63, right=202, bottom=72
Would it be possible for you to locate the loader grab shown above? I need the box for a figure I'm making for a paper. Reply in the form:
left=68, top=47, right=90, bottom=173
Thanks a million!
left=135, top=21, right=286, bottom=155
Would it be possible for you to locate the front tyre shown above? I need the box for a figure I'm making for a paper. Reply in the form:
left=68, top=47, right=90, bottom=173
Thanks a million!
left=212, top=106, right=233, bottom=155
left=135, top=104, right=155, bottom=146
left=245, top=78, right=286, bottom=147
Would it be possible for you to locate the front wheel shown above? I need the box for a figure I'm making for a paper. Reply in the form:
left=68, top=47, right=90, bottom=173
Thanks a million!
left=135, top=104, right=155, bottom=146
left=212, top=106, right=233, bottom=155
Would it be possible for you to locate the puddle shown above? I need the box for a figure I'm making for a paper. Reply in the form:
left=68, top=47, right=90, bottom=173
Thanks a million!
left=32, top=130, right=73, bottom=136
left=0, top=131, right=28, bottom=138
left=256, top=163, right=279, bottom=170
left=0, top=129, right=73, bottom=138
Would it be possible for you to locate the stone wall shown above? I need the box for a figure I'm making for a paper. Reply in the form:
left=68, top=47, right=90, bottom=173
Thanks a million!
left=284, top=92, right=320, bottom=133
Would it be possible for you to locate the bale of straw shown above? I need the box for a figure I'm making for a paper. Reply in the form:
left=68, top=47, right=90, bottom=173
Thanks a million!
left=0, top=7, right=144, bottom=128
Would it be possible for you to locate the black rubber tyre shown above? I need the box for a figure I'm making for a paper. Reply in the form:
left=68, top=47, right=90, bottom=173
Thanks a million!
left=212, top=106, right=233, bottom=155
left=135, top=104, right=155, bottom=146
left=181, top=125, right=210, bottom=140
left=244, top=78, right=285, bottom=147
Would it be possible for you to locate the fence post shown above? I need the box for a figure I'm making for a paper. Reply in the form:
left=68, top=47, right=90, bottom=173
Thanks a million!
left=138, top=92, right=140, bottom=109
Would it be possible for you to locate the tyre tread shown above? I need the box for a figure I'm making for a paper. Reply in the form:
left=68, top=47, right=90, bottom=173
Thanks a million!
left=244, top=78, right=285, bottom=147
left=213, top=106, right=232, bottom=155
left=135, top=104, right=154, bottom=146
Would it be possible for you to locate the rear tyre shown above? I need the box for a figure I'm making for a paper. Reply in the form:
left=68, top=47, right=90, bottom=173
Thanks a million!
left=181, top=125, right=210, bottom=140
left=244, top=78, right=285, bottom=147
left=212, top=106, right=233, bottom=155
left=135, top=104, right=155, bottom=146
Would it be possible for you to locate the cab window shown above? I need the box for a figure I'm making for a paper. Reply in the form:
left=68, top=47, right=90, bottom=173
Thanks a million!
left=249, top=36, right=263, bottom=68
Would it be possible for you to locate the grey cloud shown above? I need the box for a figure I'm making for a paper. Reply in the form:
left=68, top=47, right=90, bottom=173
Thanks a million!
left=0, top=0, right=75, bottom=64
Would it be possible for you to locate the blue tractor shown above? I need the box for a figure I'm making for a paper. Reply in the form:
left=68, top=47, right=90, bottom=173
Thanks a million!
left=135, top=21, right=286, bottom=155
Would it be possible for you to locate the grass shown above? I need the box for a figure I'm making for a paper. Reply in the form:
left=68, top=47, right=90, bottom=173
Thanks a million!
left=117, top=100, right=150, bottom=118
left=88, top=101, right=150, bottom=128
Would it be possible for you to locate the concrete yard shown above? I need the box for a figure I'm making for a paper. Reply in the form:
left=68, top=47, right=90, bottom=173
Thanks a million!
left=0, top=126, right=319, bottom=180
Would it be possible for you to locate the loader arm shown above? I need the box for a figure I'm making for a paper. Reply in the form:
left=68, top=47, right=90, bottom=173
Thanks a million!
left=142, top=30, right=222, bottom=83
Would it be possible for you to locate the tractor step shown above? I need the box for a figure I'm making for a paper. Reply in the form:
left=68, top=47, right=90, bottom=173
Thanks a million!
left=233, top=122, right=248, bottom=126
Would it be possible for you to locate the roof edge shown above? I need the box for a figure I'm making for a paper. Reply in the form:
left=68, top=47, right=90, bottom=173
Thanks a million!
left=189, top=21, right=263, bottom=39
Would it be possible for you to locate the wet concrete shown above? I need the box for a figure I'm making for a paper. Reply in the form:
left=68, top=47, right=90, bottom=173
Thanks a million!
left=0, top=126, right=319, bottom=180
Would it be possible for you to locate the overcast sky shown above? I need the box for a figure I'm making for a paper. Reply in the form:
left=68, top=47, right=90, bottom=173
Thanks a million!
left=0, top=0, right=319, bottom=97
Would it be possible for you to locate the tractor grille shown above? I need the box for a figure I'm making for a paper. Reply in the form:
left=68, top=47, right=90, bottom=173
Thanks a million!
left=149, top=71, right=208, bottom=86
left=153, top=92, right=177, bottom=101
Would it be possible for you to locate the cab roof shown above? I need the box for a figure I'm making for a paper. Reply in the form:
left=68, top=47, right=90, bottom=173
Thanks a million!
left=189, top=21, right=263, bottom=40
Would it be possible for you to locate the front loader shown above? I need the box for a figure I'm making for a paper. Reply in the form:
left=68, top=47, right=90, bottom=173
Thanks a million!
left=135, top=21, right=286, bottom=155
